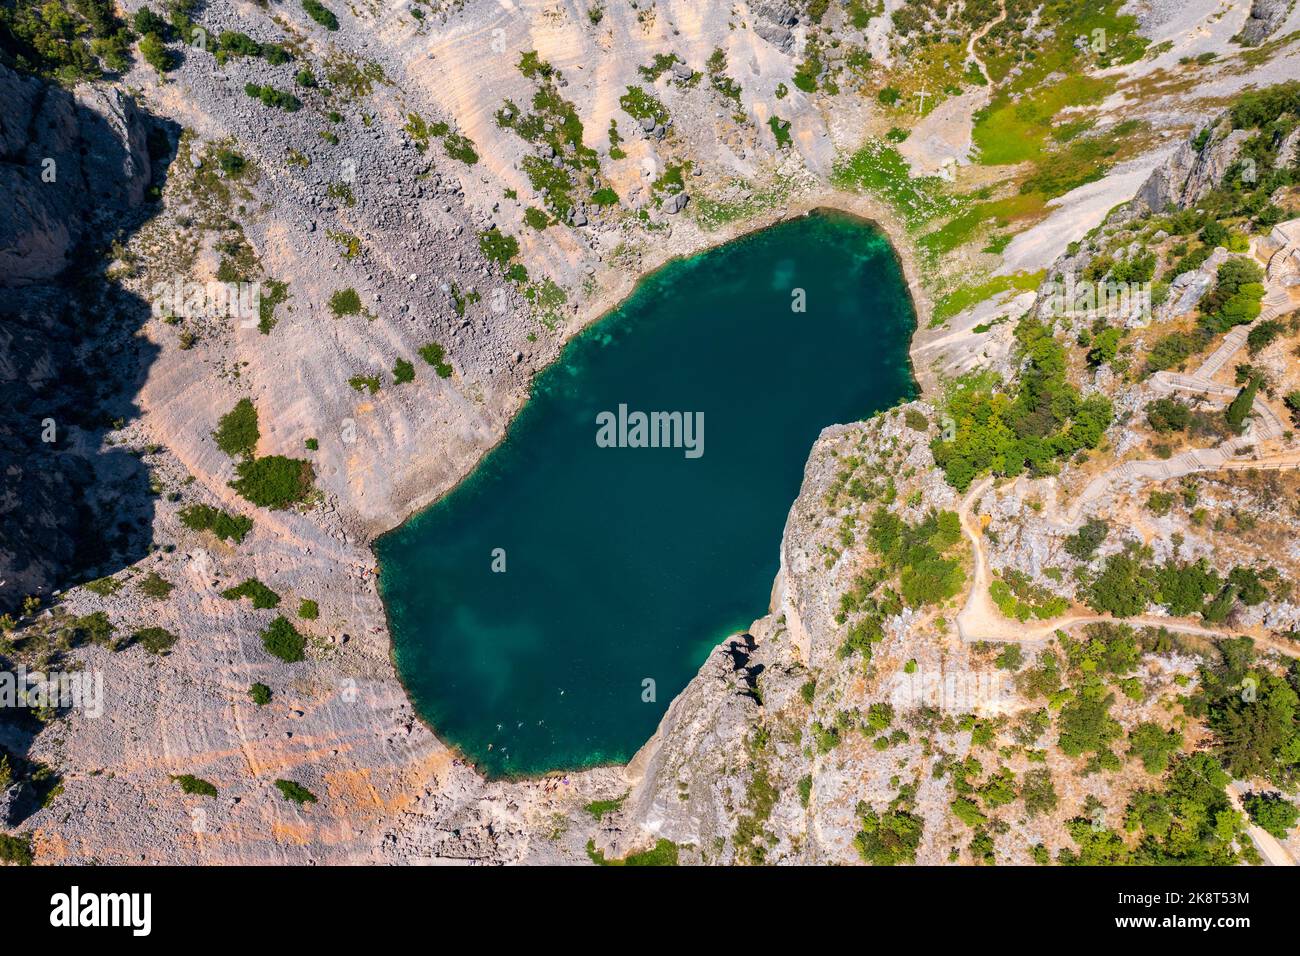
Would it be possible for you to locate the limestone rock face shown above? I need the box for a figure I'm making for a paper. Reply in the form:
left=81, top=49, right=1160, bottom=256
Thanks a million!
left=0, top=65, right=152, bottom=287
left=1136, top=127, right=1250, bottom=213
left=751, top=0, right=802, bottom=52
left=1238, top=0, right=1290, bottom=46
left=0, top=66, right=158, bottom=609
left=620, top=633, right=768, bottom=851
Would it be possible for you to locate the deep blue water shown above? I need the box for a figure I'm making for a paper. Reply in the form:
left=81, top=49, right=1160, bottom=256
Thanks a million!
left=375, top=210, right=917, bottom=777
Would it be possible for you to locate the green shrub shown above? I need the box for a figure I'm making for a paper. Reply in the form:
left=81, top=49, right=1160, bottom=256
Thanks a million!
left=1242, top=791, right=1300, bottom=839
left=132, top=626, right=179, bottom=655
left=178, top=504, right=254, bottom=543
left=478, top=228, right=520, bottom=265
left=1286, top=391, right=1300, bottom=428
left=419, top=342, right=454, bottom=378
left=138, top=571, right=175, bottom=599
left=348, top=375, right=381, bottom=394
left=0, top=833, right=33, bottom=866
left=994, top=644, right=1024, bottom=671
left=392, top=358, right=415, bottom=384
left=261, top=616, right=305, bottom=662
left=585, top=837, right=678, bottom=865
left=214, top=29, right=261, bottom=60
left=67, top=611, right=117, bottom=649
left=133, top=7, right=170, bottom=37
left=1145, top=329, right=1208, bottom=373
left=243, top=83, right=301, bottom=112
left=298, top=598, right=319, bottom=620
left=932, top=319, right=1111, bottom=490
left=1246, top=319, right=1285, bottom=355
left=1021, top=768, right=1059, bottom=817
left=213, top=398, right=259, bottom=458
left=854, top=807, right=923, bottom=865
left=1058, top=682, right=1122, bottom=757
left=590, top=188, right=619, bottom=206
left=230, top=457, right=314, bottom=509
left=1226, top=376, right=1261, bottom=433
left=1128, top=722, right=1183, bottom=773
left=221, top=578, right=281, bottom=609
left=171, top=774, right=217, bottom=797
left=768, top=116, right=792, bottom=149
left=302, top=0, right=339, bottom=30
left=1086, top=549, right=1154, bottom=617
left=443, top=133, right=478, bottom=165
left=249, top=683, right=272, bottom=706
left=523, top=207, right=550, bottom=229
left=84, top=575, right=122, bottom=596
left=1146, top=397, right=1191, bottom=433
left=797, top=774, right=812, bottom=807
left=138, top=32, right=175, bottom=72
left=274, top=779, right=318, bottom=804
left=1201, top=259, right=1265, bottom=331
left=618, top=85, right=669, bottom=123
left=329, top=288, right=362, bottom=316
left=583, top=795, right=626, bottom=820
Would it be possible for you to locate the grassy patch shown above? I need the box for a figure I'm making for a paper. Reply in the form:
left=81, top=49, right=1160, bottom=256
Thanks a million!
left=178, top=505, right=253, bottom=543
left=583, top=794, right=627, bottom=820
left=329, top=288, right=362, bottom=317
left=302, top=0, right=339, bottom=31
left=832, top=140, right=958, bottom=228
left=933, top=271, right=1045, bottom=323
left=0, top=833, right=33, bottom=866
left=221, top=578, right=281, bottom=609
left=137, top=572, right=175, bottom=600
left=171, top=774, right=218, bottom=797
left=274, top=779, right=318, bottom=804
left=585, top=838, right=678, bottom=866
left=392, top=358, right=415, bottom=384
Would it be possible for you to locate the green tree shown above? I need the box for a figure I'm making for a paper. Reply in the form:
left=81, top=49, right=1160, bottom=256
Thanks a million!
left=1242, top=791, right=1300, bottom=839
left=1128, top=722, right=1184, bottom=773
left=1225, top=376, right=1260, bottom=434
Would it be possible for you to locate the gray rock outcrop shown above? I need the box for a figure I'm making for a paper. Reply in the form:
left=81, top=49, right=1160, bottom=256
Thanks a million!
left=1237, top=0, right=1290, bottom=46
left=1136, top=125, right=1250, bottom=212
left=0, top=65, right=153, bottom=287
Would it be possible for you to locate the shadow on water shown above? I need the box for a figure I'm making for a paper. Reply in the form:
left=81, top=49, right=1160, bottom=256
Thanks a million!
left=0, top=64, right=180, bottom=823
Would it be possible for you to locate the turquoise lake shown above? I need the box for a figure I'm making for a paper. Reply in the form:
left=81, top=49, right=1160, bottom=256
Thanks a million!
left=375, top=210, right=918, bottom=778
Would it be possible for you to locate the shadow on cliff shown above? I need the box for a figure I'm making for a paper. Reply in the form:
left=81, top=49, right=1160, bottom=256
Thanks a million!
left=0, top=65, right=181, bottom=615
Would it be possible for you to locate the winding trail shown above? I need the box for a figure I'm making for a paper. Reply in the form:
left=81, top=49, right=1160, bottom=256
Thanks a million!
left=966, top=0, right=1007, bottom=79
left=1227, top=782, right=1298, bottom=866
left=954, top=473, right=1300, bottom=659
left=1063, top=291, right=1299, bottom=524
